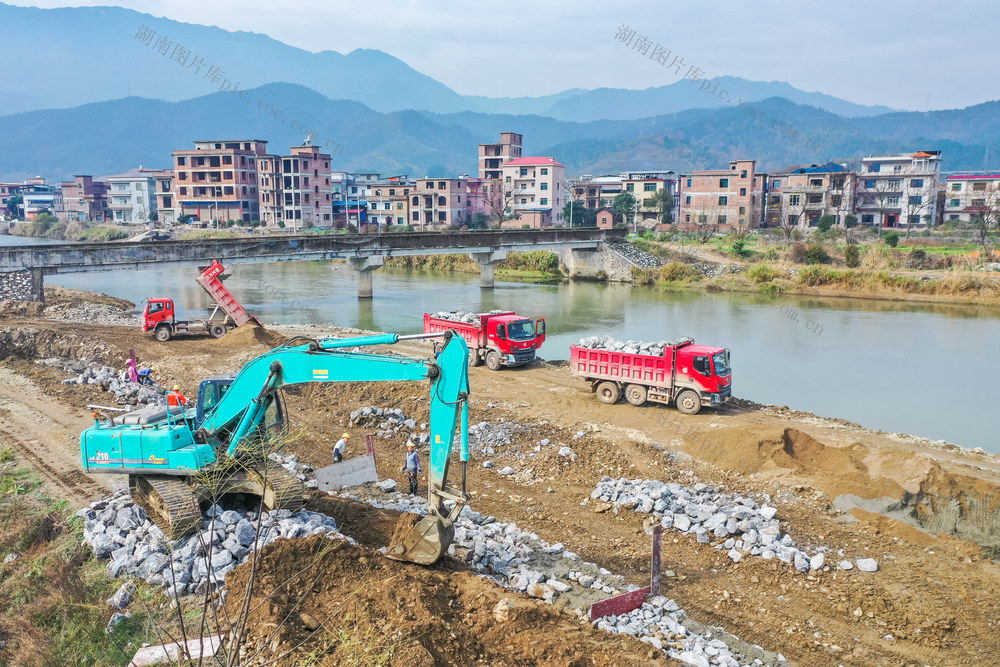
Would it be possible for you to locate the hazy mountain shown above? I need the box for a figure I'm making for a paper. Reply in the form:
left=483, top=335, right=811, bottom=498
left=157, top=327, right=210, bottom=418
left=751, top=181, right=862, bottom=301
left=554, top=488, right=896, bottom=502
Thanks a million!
left=0, top=2, right=475, bottom=116
left=535, top=77, right=896, bottom=122
left=0, top=3, right=898, bottom=123
left=0, top=84, right=994, bottom=183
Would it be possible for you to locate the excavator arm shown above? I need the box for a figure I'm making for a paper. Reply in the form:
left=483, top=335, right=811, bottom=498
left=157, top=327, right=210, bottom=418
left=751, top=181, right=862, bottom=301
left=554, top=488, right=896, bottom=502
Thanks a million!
left=197, top=331, right=472, bottom=563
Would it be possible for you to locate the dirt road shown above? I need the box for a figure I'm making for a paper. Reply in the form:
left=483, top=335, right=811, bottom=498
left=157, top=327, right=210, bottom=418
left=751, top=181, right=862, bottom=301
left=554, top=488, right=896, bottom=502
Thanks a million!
left=1, top=308, right=998, bottom=665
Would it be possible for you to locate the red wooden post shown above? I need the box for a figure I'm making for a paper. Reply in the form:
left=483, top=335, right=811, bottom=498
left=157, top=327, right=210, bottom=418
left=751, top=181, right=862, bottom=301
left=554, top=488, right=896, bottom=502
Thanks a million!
left=365, top=434, right=375, bottom=465
left=651, top=524, right=663, bottom=596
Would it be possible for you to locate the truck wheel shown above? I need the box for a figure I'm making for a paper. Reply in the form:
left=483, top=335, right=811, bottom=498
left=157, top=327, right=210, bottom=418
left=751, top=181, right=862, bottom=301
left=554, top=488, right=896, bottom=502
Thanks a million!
left=469, top=350, right=482, bottom=367
left=154, top=324, right=171, bottom=342
left=625, top=384, right=647, bottom=406
left=210, top=324, right=227, bottom=338
left=595, top=381, right=620, bottom=404
left=675, top=389, right=701, bottom=415
left=485, top=350, right=502, bottom=371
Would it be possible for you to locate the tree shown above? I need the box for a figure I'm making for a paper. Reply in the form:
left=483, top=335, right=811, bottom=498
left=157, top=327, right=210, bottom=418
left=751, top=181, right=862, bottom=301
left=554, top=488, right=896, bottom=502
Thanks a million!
left=6, top=195, right=22, bottom=218
left=903, top=193, right=930, bottom=240
left=485, top=179, right=519, bottom=226
left=857, top=177, right=901, bottom=238
left=612, top=192, right=637, bottom=227
left=646, top=189, right=674, bottom=224
left=779, top=193, right=806, bottom=242
left=468, top=212, right=490, bottom=230
left=563, top=200, right=595, bottom=227
left=969, top=183, right=1000, bottom=248
left=816, top=215, right=835, bottom=233
left=831, top=160, right=859, bottom=229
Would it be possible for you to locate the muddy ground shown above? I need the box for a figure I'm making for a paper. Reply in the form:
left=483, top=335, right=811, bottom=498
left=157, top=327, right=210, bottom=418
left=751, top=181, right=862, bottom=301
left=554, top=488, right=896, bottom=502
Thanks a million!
left=0, top=295, right=999, bottom=666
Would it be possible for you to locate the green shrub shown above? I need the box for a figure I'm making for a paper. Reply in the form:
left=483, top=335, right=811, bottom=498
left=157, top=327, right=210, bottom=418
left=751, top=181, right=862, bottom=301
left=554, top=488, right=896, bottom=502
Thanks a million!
left=816, top=215, right=835, bottom=233
left=746, top=264, right=780, bottom=283
left=501, top=251, right=560, bottom=274
left=844, top=244, right=861, bottom=268
left=731, top=239, right=748, bottom=257
left=658, top=261, right=701, bottom=282
left=804, top=244, right=832, bottom=264
left=884, top=231, right=900, bottom=247
left=844, top=214, right=858, bottom=229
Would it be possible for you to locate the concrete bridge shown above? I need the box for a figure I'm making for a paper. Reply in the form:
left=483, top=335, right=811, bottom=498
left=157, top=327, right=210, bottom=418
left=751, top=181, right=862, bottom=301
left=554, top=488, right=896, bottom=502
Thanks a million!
left=0, top=228, right=627, bottom=300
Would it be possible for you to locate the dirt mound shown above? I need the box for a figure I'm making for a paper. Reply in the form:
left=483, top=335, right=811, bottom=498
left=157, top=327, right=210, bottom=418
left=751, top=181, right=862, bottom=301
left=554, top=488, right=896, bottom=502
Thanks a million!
left=695, top=425, right=914, bottom=499
left=0, top=300, right=45, bottom=317
left=224, top=536, right=665, bottom=666
left=216, top=323, right=286, bottom=349
left=43, top=285, right=134, bottom=310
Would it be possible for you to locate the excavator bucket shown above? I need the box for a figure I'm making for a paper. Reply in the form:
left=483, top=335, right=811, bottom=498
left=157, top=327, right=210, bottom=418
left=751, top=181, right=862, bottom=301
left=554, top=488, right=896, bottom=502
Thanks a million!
left=386, top=514, right=456, bottom=565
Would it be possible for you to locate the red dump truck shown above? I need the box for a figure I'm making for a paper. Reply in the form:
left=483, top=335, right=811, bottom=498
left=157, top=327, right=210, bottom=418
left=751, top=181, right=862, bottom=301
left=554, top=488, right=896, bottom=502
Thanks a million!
left=423, top=311, right=546, bottom=370
left=569, top=338, right=731, bottom=414
left=142, top=259, right=258, bottom=342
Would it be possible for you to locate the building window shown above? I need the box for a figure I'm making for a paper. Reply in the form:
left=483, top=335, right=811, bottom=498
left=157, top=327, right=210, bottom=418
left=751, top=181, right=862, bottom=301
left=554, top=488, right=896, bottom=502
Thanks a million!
left=949, top=198, right=960, bottom=207
left=909, top=195, right=922, bottom=205
left=541, top=182, right=548, bottom=191
left=520, top=198, right=527, bottom=204
left=437, top=196, right=446, bottom=206
left=519, top=168, right=528, bottom=176
left=738, top=206, right=746, bottom=214
left=789, top=195, right=800, bottom=206
left=643, top=183, right=657, bottom=192
left=685, top=214, right=691, bottom=222
left=540, top=168, right=548, bottom=175
left=685, top=195, right=691, bottom=204
left=888, top=179, right=901, bottom=189
left=626, top=183, right=634, bottom=191
left=809, top=178, right=822, bottom=186
left=719, top=178, right=729, bottom=187
left=718, top=196, right=728, bottom=205
left=718, top=215, right=727, bottom=224
left=951, top=183, right=962, bottom=191
left=438, top=181, right=447, bottom=189
left=887, top=196, right=899, bottom=206
left=971, top=198, right=986, bottom=207
left=177, top=157, right=186, bottom=166
left=973, top=182, right=987, bottom=191
left=868, top=164, right=880, bottom=172
left=910, top=178, right=924, bottom=188
left=686, top=178, right=692, bottom=187
left=949, top=214, right=959, bottom=220
left=540, top=198, right=548, bottom=205
left=807, top=194, right=823, bottom=204
left=864, top=179, right=876, bottom=188
left=861, top=214, right=874, bottom=223
left=908, top=215, right=920, bottom=224
left=893, top=165, right=902, bottom=173
left=771, top=179, right=781, bottom=188
left=769, top=195, right=780, bottom=205
left=739, top=187, right=747, bottom=196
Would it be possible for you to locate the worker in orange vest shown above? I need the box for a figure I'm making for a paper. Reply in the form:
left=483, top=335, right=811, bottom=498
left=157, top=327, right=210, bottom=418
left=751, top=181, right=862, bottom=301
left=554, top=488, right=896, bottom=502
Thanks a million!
left=166, top=385, right=188, bottom=407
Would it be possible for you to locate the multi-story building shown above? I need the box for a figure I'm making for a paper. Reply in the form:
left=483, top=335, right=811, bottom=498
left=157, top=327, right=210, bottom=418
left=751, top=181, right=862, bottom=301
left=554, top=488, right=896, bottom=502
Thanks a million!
left=258, top=144, right=334, bottom=229
left=411, top=178, right=468, bottom=229
left=943, top=173, right=1000, bottom=223
left=19, top=180, right=63, bottom=220
left=501, top=157, right=566, bottom=227
left=569, top=179, right=604, bottom=210
left=464, top=177, right=494, bottom=222
left=479, top=132, right=523, bottom=180
left=151, top=170, right=176, bottom=224
left=768, top=163, right=856, bottom=229
left=106, top=168, right=159, bottom=224
left=172, top=139, right=267, bottom=223
left=61, top=175, right=108, bottom=222
left=855, top=151, right=942, bottom=228
left=0, top=182, right=22, bottom=218
left=678, top=159, right=766, bottom=230
left=367, top=176, right=412, bottom=228
left=622, top=170, right=679, bottom=226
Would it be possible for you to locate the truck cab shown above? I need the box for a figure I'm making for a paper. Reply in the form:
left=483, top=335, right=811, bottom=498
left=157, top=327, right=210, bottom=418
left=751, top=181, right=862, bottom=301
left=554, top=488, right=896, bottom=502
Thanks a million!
left=675, top=344, right=732, bottom=409
left=143, top=298, right=176, bottom=332
left=480, top=312, right=545, bottom=370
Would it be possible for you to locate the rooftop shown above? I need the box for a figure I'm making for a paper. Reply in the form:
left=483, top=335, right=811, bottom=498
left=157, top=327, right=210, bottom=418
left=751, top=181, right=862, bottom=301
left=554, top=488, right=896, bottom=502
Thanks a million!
left=505, top=156, right=564, bottom=168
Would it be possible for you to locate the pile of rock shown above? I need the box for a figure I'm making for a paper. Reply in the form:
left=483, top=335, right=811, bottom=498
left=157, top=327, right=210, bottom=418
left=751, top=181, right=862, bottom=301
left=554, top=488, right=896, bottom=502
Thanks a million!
left=591, top=477, right=830, bottom=573
left=576, top=336, right=691, bottom=357
left=43, top=357, right=168, bottom=407
left=607, top=241, right=663, bottom=269
left=46, top=302, right=140, bottom=326
left=468, top=419, right=531, bottom=457
left=349, top=405, right=427, bottom=442
left=79, top=491, right=349, bottom=598
left=429, top=310, right=481, bottom=326
left=594, top=595, right=776, bottom=666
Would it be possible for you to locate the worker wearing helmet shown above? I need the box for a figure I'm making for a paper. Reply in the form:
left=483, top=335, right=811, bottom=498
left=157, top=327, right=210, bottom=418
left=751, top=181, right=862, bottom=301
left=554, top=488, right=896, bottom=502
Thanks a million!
left=333, top=433, right=350, bottom=463
left=166, top=385, right=188, bottom=407
left=400, top=441, right=422, bottom=496
left=124, top=358, right=139, bottom=383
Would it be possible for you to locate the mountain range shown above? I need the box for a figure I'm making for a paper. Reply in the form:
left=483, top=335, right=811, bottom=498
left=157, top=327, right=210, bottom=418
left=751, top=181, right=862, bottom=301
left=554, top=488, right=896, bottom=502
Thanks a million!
left=0, top=3, right=996, bottom=182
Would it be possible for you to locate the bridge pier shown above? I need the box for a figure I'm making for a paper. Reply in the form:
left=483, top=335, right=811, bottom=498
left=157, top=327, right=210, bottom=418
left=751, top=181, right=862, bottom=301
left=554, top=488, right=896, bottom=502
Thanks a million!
left=346, top=255, right=384, bottom=299
left=0, top=268, right=44, bottom=302
left=468, top=250, right=507, bottom=288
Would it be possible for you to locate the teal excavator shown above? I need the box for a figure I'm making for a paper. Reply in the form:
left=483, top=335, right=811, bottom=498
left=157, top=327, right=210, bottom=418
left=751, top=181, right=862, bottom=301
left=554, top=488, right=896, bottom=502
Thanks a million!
left=80, top=331, right=471, bottom=564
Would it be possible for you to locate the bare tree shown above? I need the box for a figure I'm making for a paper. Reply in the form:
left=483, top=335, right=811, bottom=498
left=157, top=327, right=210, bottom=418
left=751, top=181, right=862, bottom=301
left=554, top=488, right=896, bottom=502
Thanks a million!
left=779, top=193, right=806, bottom=241
left=903, top=192, right=931, bottom=240
left=831, top=160, right=859, bottom=229
left=969, top=182, right=1000, bottom=248
left=857, top=177, right=901, bottom=238
left=484, top=178, right=519, bottom=226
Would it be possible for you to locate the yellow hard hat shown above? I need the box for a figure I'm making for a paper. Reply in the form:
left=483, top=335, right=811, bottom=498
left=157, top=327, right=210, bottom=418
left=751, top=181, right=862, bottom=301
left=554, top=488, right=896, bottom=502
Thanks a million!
left=173, top=385, right=181, bottom=391
left=342, top=433, right=350, bottom=439
left=152, top=367, right=158, bottom=372
left=406, top=442, right=415, bottom=449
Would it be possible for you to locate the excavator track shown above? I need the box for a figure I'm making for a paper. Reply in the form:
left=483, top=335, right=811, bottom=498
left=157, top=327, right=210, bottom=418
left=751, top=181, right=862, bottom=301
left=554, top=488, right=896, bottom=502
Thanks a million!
left=259, top=466, right=306, bottom=513
left=129, top=475, right=202, bottom=540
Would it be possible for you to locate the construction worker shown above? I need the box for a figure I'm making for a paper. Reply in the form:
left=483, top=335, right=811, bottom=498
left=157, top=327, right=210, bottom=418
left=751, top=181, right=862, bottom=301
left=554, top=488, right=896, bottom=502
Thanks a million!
left=124, top=358, right=139, bottom=383
left=401, top=442, right=421, bottom=495
left=333, top=433, right=350, bottom=463
left=166, top=385, right=187, bottom=407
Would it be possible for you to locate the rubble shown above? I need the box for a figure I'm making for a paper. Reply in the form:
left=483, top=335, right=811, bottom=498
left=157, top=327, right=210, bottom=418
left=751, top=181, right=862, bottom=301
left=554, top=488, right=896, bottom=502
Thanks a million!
left=42, top=357, right=168, bottom=407
left=428, top=309, right=508, bottom=327
left=606, top=241, right=663, bottom=269
left=591, top=477, right=832, bottom=572
left=45, top=301, right=140, bottom=326
left=79, top=490, right=350, bottom=598
left=576, top=335, right=694, bottom=357
left=349, top=405, right=430, bottom=444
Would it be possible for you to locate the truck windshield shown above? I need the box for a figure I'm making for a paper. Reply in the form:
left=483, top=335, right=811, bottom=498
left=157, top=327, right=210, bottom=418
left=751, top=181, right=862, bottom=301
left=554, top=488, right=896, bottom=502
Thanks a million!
left=712, top=350, right=731, bottom=376
left=507, top=320, right=535, bottom=340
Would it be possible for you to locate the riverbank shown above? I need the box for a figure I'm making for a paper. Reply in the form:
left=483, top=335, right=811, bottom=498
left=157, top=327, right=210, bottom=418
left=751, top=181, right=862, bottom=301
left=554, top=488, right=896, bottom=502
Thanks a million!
left=384, top=250, right=564, bottom=281
left=1, top=292, right=998, bottom=665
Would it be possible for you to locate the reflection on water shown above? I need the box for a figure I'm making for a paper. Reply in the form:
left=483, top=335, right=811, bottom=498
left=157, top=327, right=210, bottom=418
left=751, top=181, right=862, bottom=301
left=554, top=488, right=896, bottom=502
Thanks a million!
left=34, top=259, right=1000, bottom=452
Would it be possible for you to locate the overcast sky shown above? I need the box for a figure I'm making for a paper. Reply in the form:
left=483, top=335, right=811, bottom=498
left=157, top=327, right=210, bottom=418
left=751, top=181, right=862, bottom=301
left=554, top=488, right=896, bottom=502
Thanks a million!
left=13, top=0, right=1000, bottom=111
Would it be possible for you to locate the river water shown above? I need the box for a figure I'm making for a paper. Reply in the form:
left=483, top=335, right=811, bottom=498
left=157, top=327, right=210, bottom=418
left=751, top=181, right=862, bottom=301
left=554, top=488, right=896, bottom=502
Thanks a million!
left=2, top=237, right=995, bottom=452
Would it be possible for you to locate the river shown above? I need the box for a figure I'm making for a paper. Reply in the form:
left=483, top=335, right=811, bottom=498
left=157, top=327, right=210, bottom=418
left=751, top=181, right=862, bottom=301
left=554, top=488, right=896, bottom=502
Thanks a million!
left=2, top=236, right=995, bottom=452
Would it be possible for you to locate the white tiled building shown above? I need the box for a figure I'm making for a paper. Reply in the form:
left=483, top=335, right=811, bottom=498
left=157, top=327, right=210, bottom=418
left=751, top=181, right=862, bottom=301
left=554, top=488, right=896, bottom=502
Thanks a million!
left=855, top=151, right=942, bottom=228
left=943, top=173, right=1000, bottom=223
left=106, top=168, right=160, bottom=224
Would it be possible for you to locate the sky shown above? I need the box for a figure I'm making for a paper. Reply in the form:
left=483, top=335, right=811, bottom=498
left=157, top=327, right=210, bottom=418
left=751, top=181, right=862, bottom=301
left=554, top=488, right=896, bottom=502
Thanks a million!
left=9, top=0, right=1000, bottom=111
